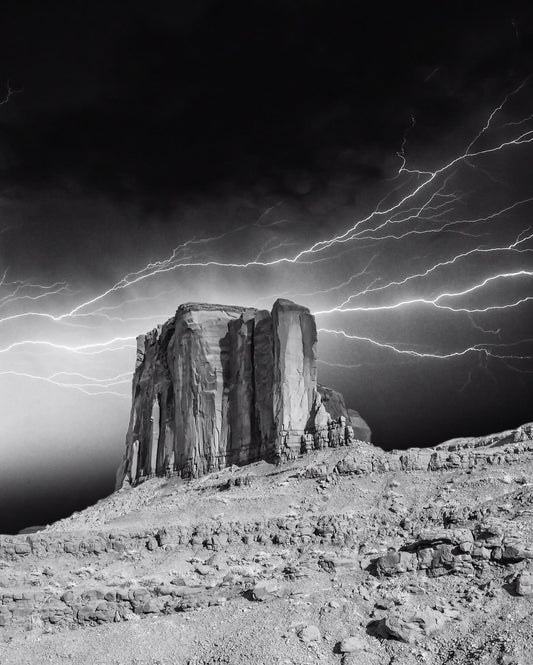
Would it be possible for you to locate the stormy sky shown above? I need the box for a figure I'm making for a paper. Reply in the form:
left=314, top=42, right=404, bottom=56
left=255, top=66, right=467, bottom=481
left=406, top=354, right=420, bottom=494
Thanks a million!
left=1, top=1, right=533, bottom=533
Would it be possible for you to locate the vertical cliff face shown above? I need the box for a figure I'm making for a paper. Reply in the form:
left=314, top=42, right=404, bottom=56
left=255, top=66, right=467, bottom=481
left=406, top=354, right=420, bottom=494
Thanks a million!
left=116, top=299, right=368, bottom=488
left=170, top=304, right=247, bottom=476
left=272, top=299, right=319, bottom=433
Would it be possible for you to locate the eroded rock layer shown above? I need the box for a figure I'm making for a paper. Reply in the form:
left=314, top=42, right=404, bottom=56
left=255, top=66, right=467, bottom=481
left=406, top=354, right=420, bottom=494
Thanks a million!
left=116, top=299, right=368, bottom=487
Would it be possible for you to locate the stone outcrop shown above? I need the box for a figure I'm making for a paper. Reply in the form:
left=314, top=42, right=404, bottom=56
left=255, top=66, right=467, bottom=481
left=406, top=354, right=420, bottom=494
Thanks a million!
left=317, top=386, right=371, bottom=443
left=347, top=409, right=372, bottom=443
left=296, top=424, right=533, bottom=479
left=1, top=492, right=532, bottom=632
left=116, top=299, right=369, bottom=487
left=3, top=420, right=533, bottom=659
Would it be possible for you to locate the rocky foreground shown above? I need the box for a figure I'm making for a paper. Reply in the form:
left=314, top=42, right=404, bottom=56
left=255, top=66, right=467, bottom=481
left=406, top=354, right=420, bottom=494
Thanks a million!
left=1, top=423, right=533, bottom=664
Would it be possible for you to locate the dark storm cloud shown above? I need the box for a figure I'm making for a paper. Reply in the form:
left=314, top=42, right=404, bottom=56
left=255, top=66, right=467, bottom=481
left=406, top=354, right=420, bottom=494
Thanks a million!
left=0, top=1, right=531, bottom=210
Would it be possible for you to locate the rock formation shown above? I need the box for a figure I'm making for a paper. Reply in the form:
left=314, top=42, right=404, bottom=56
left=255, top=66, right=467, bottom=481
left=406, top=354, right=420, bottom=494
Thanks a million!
left=317, top=386, right=372, bottom=443
left=116, top=299, right=370, bottom=487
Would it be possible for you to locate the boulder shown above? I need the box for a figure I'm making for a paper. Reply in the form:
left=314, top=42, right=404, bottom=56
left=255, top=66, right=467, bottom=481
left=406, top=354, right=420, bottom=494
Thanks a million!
left=298, top=624, right=321, bottom=643
left=373, top=605, right=447, bottom=643
left=251, top=579, right=287, bottom=601
left=339, top=635, right=367, bottom=653
left=516, top=571, right=533, bottom=596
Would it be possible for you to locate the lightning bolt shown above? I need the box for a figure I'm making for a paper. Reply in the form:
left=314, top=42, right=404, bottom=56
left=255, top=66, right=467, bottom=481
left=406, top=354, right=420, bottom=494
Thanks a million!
left=1, top=112, right=531, bottom=329
left=1, top=79, right=532, bottom=397
left=0, top=282, right=70, bottom=309
left=0, top=81, right=21, bottom=106
left=318, top=328, right=532, bottom=362
left=0, top=371, right=131, bottom=397
left=0, top=337, right=136, bottom=355
left=314, top=268, right=533, bottom=316
left=314, top=229, right=533, bottom=314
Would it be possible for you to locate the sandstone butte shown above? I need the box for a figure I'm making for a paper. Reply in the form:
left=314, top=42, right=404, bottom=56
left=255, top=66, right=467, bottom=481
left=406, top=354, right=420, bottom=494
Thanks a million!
left=116, top=298, right=371, bottom=487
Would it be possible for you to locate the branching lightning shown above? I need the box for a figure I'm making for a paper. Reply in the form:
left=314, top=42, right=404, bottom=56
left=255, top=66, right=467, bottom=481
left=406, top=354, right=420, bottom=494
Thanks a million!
left=1, top=78, right=533, bottom=397
left=318, top=328, right=533, bottom=362
left=0, top=370, right=131, bottom=397
left=0, top=337, right=137, bottom=355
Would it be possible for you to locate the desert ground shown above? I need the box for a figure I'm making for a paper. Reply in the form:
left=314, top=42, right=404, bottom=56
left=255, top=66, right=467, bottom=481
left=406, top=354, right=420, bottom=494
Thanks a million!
left=1, top=424, right=532, bottom=664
